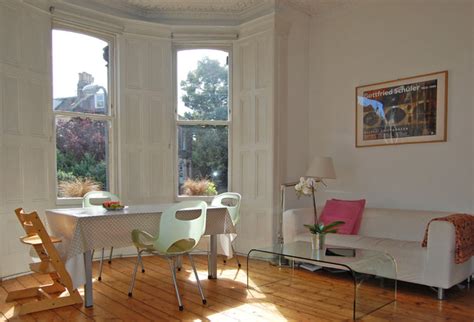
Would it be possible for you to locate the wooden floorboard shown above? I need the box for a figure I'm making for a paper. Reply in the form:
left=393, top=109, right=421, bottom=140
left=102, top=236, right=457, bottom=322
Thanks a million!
left=1, top=255, right=473, bottom=321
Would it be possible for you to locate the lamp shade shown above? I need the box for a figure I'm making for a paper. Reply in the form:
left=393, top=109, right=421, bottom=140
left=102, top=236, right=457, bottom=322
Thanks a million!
left=305, top=156, right=336, bottom=179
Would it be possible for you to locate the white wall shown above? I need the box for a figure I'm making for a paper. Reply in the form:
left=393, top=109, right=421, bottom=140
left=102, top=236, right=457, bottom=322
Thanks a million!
left=281, top=6, right=310, bottom=183
left=276, top=5, right=312, bottom=211
left=0, top=1, right=54, bottom=277
left=308, top=1, right=473, bottom=212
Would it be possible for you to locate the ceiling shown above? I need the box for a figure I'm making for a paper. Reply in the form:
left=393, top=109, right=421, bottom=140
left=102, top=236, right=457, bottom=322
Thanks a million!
left=62, top=0, right=341, bottom=25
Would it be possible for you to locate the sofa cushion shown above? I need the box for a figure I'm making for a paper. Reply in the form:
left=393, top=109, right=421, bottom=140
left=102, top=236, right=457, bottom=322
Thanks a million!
left=295, top=232, right=428, bottom=284
left=319, top=199, right=364, bottom=234
left=332, top=199, right=366, bottom=234
left=358, top=208, right=452, bottom=241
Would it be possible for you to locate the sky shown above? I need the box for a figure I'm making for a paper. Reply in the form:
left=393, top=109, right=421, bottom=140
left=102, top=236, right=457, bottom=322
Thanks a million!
left=52, top=30, right=228, bottom=115
left=53, top=30, right=108, bottom=99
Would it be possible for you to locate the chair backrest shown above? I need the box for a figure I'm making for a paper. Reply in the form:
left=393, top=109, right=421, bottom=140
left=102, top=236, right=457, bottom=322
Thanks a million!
left=155, top=201, right=207, bottom=254
left=82, top=191, right=119, bottom=208
left=14, top=208, right=60, bottom=262
left=211, top=192, right=241, bottom=225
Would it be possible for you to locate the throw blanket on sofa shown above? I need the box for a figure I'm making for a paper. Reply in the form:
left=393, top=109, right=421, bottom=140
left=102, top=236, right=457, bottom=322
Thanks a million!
left=421, top=213, right=474, bottom=264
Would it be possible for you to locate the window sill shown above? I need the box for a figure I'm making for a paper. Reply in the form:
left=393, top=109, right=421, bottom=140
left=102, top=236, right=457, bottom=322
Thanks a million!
left=56, top=197, right=83, bottom=208
left=175, top=195, right=215, bottom=203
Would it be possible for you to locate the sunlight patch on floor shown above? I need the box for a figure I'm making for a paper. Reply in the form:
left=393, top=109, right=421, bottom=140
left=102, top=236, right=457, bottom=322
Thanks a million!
left=4, top=306, right=17, bottom=319
left=207, top=303, right=288, bottom=322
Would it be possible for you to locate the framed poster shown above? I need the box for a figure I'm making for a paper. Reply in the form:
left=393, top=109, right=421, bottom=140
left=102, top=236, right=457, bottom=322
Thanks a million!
left=356, top=71, right=448, bottom=147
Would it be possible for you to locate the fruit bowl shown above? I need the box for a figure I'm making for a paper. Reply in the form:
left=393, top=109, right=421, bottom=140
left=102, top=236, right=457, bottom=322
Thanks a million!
left=102, top=201, right=125, bottom=211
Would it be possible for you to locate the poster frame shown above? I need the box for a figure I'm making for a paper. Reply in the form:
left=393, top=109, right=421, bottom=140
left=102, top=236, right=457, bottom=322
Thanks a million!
left=355, top=71, right=448, bottom=148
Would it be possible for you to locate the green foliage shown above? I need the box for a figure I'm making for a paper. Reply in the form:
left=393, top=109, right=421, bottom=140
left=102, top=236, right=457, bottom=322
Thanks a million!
left=304, top=221, right=345, bottom=234
left=57, top=150, right=106, bottom=189
left=189, top=126, right=228, bottom=191
left=205, top=181, right=218, bottom=196
left=57, top=169, right=76, bottom=182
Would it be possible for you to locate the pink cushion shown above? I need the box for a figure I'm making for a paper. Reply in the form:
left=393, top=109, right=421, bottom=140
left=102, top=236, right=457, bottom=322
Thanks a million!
left=332, top=199, right=366, bottom=234
left=319, top=199, right=366, bottom=235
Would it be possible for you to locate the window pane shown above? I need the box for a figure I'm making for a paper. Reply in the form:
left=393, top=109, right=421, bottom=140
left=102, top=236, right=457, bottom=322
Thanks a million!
left=177, top=49, right=228, bottom=121
left=52, top=30, right=109, bottom=115
left=56, top=117, right=109, bottom=198
left=178, top=125, right=228, bottom=196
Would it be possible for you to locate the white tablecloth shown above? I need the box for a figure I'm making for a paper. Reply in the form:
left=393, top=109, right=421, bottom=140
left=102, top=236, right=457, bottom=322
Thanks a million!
left=45, top=204, right=235, bottom=288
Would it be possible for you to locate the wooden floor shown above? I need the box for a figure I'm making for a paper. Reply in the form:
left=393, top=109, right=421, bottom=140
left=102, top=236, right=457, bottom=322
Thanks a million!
left=1, top=255, right=473, bottom=321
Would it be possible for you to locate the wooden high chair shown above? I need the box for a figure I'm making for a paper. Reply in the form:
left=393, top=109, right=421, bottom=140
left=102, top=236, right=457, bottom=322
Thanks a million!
left=5, top=208, right=83, bottom=315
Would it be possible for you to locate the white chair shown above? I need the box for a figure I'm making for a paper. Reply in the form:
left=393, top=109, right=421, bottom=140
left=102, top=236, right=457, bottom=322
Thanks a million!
left=82, top=190, right=119, bottom=281
left=211, top=192, right=242, bottom=268
left=128, top=201, right=208, bottom=311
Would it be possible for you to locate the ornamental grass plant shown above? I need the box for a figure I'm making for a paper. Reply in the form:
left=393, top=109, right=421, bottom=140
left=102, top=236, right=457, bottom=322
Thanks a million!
left=58, top=178, right=101, bottom=197
left=182, top=178, right=217, bottom=196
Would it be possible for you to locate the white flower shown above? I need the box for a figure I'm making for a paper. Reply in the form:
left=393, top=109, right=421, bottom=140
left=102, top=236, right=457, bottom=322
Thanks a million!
left=295, top=177, right=317, bottom=198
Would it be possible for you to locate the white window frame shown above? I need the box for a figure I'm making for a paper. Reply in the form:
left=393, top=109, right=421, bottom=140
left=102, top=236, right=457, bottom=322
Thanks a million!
left=52, top=25, right=117, bottom=206
left=173, top=45, right=233, bottom=201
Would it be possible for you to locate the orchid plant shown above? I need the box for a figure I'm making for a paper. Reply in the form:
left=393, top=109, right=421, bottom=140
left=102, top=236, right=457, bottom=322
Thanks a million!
left=295, top=177, right=345, bottom=234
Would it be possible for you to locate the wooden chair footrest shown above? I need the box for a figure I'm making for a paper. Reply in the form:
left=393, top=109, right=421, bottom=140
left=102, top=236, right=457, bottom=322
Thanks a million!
left=41, top=282, right=66, bottom=294
left=20, top=234, right=61, bottom=245
left=6, top=287, right=40, bottom=302
left=29, top=261, right=56, bottom=274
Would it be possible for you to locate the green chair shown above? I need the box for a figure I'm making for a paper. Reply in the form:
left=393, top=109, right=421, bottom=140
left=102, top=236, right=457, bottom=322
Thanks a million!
left=211, top=192, right=242, bottom=268
left=82, top=190, right=121, bottom=281
left=128, top=201, right=208, bottom=311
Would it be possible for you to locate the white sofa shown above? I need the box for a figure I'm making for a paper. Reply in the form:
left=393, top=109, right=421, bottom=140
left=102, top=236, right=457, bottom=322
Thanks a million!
left=283, top=207, right=474, bottom=299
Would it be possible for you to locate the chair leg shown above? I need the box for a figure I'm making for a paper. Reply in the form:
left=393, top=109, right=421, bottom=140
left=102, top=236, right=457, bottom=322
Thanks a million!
left=91, top=249, right=95, bottom=261
left=98, top=248, right=105, bottom=281
left=108, top=247, right=114, bottom=264
left=231, top=243, right=241, bottom=268
left=176, top=255, right=182, bottom=271
left=128, top=250, right=143, bottom=297
left=223, top=235, right=240, bottom=268
left=167, top=257, right=183, bottom=311
left=188, top=254, right=207, bottom=305
left=140, top=254, right=145, bottom=273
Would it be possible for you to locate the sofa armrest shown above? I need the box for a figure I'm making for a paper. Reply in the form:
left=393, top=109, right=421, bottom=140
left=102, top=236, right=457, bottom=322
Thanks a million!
left=283, top=208, right=314, bottom=243
left=424, top=221, right=472, bottom=288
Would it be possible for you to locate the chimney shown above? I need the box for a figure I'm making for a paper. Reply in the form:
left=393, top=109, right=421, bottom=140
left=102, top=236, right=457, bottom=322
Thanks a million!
left=77, top=72, right=94, bottom=96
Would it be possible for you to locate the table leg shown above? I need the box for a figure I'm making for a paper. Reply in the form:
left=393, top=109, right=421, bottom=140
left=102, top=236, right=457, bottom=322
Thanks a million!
left=83, top=250, right=93, bottom=307
left=208, top=234, right=217, bottom=279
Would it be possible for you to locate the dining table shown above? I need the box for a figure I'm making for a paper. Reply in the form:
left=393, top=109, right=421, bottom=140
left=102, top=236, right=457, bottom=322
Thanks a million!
left=45, top=203, right=235, bottom=307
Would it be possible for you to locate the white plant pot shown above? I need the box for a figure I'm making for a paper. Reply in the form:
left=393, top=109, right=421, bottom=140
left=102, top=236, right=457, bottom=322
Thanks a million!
left=311, top=233, right=325, bottom=250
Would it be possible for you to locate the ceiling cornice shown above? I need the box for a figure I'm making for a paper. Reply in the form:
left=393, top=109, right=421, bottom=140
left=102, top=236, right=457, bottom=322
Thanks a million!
left=60, top=0, right=348, bottom=26
left=63, top=0, right=277, bottom=26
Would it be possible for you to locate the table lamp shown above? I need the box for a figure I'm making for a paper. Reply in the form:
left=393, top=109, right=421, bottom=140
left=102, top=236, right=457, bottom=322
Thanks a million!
left=304, top=156, right=336, bottom=224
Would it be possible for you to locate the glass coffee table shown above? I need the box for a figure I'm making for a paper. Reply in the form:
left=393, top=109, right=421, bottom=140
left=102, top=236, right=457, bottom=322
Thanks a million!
left=247, top=241, right=397, bottom=320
